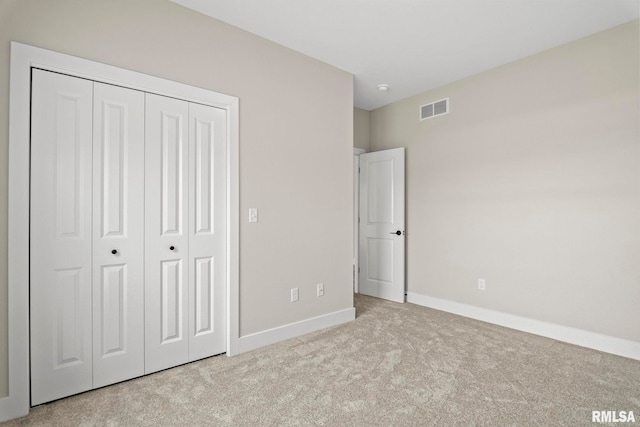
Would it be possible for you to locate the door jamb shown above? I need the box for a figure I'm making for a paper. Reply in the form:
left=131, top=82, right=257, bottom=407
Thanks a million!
left=353, top=148, right=366, bottom=293
left=3, top=42, right=240, bottom=421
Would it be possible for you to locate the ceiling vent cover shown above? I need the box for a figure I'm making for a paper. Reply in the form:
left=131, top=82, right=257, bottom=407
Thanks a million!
left=420, top=98, right=449, bottom=120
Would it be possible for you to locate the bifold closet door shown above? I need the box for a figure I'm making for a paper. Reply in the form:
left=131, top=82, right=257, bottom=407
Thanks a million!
left=188, top=103, right=227, bottom=360
left=91, top=82, right=145, bottom=388
left=144, top=94, right=190, bottom=374
left=31, top=69, right=228, bottom=401
left=31, top=69, right=94, bottom=406
left=31, top=70, right=146, bottom=404
left=145, top=95, right=228, bottom=373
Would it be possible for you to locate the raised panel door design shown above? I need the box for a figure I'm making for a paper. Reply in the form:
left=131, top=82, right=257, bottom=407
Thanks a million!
left=367, top=159, right=394, bottom=225
left=145, top=94, right=190, bottom=374
left=194, top=117, right=214, bottom=235
left=161, top=260, right=183, bottom=342
left=30, top=69, right=94, bottom=405
left=53, top=268, right=86, bottom=367
left=161, top=113, right=185, bottom=235
left=99, top=264, right=126, bottom=356
left=366, top=238, right=394, bottom=283
left=188, top=103, right=227, bottom=361
left=100, top=101, right=126, bottom=237
left=194, top=257, right=214, bottom=335
left=92, top=82, right=145, bottom=388
left=55, top=95, right=85, bottom=239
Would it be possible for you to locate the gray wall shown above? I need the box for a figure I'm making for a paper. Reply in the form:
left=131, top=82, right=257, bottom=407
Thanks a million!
left=354, top=107, right=371, bottom=150
left=370, top=20, right=640, bottom=343
left=0, top=0, right=354, bottom=398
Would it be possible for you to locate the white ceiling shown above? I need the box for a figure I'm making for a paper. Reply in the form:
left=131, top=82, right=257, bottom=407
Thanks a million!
left=170, top=0, right=639, bottom=110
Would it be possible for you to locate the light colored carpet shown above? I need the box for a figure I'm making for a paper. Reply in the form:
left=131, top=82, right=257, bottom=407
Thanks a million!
left=4, top=294, right=640, bottom=426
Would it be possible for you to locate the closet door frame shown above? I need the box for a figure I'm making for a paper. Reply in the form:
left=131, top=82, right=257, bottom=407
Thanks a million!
left=6, top=42, right=240, bottom=421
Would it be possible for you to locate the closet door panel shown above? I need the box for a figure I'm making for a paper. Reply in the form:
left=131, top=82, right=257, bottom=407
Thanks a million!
left=30, top=69, right=94, bottom=405
left=92, top=83, right=145, bottom=387
left=145, top=93, right=190, bottom=374
left=188, top=103, right=227, bottom=360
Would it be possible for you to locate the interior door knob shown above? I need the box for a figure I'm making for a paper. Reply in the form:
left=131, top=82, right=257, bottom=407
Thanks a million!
left=111, top=249, right=118, bottom=255
left=170, top=246, right=175, bottom=251
left=390, top=230, right=402, bottom=235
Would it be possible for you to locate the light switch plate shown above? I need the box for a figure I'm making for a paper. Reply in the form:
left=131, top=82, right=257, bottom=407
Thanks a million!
left=249, top=208, right=258, bottom=223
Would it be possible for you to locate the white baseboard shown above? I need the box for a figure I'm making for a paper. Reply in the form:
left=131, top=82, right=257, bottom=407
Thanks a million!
left=237, top=307, right=356, bottom=354
left=0, top=394, right=28, bottom=423
left=406, top=292, right=640, bottom=361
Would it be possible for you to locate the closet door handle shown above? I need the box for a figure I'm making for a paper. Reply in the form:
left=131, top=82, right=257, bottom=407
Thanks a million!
left=111, top=249, right=118, bottom=255
left=390, top=230, right=402, bottom=236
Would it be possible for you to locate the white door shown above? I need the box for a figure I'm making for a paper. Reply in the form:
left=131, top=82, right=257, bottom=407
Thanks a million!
left=30, top=70, right=94, bottom=405
left=91, top=82, right=145, bottom=387
left=187, top=103, right=227, bottom=360
left=358, top=148, right=406, bottom=303
left=30, top=70, right=229, bottom=402
left=145, top=94, right=190, bottom=374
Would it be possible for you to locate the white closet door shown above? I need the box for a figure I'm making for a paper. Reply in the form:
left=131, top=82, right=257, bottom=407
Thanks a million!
left=92, top=83, right=145, bottom=387
left=145, top=93, right=190, bottom=374
left=188, top=103, right=227, bottom=361
left=30, top=70, right=94, bottom=405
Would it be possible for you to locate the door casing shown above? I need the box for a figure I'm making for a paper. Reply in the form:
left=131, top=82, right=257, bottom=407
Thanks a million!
left=5, top=42, right=239, bottom=420
left=353, top=147, right=366, bottom=293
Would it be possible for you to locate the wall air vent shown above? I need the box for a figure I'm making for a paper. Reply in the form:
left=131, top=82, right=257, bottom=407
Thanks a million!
left=420, top=98, right=449, bottom=120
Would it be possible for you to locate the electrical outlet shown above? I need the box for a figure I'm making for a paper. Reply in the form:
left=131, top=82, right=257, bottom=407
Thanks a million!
left=290, top=287, right=299, bottom=302
left=478, top=279, right=486, bottom=291
left=316, top=283, right=324, bottom=297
